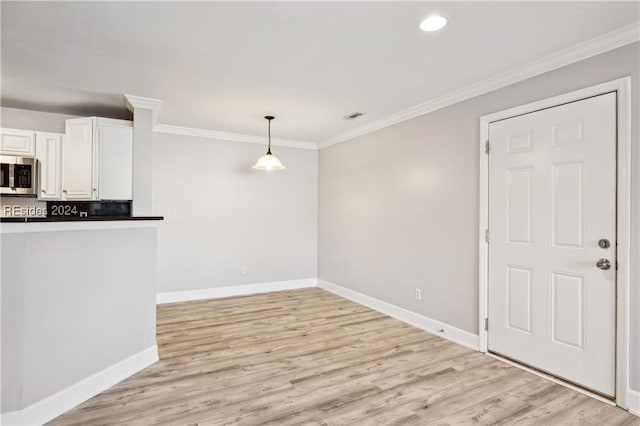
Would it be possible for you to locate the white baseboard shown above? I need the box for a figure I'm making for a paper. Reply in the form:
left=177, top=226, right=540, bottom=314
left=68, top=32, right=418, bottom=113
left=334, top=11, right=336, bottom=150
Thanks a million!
left=629, top=389, right=640, bottom=416
left=318, top=279, right=479, bottom=351
left=156, top=278, right=318, bottom=304
left=0, top=345, right=158, bottom=426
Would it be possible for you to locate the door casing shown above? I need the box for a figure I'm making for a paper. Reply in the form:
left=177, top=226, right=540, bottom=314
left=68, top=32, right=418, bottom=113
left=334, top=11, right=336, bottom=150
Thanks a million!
left=478, top=77, right=632, bottom=409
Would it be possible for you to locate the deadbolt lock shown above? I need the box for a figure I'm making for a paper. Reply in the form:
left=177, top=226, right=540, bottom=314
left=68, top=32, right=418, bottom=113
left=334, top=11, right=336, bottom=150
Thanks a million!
left=598, top=239, right=611, bottom=249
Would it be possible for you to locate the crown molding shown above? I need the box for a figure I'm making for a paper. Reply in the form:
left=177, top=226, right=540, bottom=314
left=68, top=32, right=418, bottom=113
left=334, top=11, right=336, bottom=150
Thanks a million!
left=124, top=94, right=163, bottom=123
left=154, top=123, right=318, bottom=150
left=319, top=22, right=640, bottom=149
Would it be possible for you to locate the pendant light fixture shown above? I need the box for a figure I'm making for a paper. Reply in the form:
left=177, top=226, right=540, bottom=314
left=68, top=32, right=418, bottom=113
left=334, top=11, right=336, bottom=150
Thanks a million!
left=252, top=115, right=286, bottom=171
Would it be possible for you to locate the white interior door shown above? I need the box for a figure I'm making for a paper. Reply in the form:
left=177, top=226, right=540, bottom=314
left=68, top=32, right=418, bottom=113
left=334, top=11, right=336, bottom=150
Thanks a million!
left=487, top=92, right=617, bottom=396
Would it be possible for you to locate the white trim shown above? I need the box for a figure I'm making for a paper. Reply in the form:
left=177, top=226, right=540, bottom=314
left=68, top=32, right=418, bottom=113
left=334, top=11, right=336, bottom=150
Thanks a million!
left=615, top=77, right=633, bottom=412
left=156, top=278, right=318, bottom=304
left=479, top=120, right=489, bottom=353
left=0, top=220, right=162, bottom=234
left=320, top=23, right=639, bottom=149
left=153, top=124, right=318, bottom=150
left=124, top=94, right=163, bottom=124
left=124, top=95, right=163, bottom=111
left=0, top=345, right=158, bottom=426
left=628, top=389, right=640, bottom=417
left=478, top=77, right=632, bottom=409
left=318, top=279, right=479, bottom=351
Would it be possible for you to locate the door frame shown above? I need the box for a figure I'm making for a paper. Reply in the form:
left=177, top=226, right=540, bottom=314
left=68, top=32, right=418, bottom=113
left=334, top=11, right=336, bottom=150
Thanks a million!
left=478, top=77, right=632, bottom=409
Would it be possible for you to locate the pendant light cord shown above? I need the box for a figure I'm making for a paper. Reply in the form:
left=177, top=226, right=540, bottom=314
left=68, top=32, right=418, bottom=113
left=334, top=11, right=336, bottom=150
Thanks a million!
left=267, top=118, right=272, bottom=154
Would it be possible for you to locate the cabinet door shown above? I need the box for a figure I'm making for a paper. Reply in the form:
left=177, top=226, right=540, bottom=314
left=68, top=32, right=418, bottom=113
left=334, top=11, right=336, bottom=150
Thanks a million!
left=96, top=120, right=133, bottom=200
left=63, top=118, right=95, bottom=199
left=35, top=133, right=63, bottom=200
left=1, top=128, right=36, bottom=156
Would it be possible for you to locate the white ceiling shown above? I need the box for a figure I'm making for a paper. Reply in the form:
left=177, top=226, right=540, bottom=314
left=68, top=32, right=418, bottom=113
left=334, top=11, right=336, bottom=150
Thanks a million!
left=1, top=1, right=638, bottom=143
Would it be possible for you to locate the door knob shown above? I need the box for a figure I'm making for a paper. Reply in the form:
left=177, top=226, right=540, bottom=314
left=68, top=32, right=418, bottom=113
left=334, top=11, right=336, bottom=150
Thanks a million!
left=596, top=258, right=611, bottom=270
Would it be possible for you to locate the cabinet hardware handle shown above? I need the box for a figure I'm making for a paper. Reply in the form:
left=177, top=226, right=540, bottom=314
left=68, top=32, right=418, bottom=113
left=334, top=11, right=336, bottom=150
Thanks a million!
left=41, top=188, right=47, bottom=193
left=63, top=189, right=67, bottom=193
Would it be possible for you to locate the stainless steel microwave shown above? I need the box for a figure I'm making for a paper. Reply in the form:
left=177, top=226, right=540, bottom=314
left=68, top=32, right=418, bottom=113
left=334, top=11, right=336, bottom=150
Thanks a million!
left=0, top=155, right=38, bottom=195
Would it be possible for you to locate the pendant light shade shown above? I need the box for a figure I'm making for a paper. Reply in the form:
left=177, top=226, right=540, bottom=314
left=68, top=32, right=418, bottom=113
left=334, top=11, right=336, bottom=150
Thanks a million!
left=253, top=115, right=286, bottom=171
left=253, top=153, right=285, bottom=170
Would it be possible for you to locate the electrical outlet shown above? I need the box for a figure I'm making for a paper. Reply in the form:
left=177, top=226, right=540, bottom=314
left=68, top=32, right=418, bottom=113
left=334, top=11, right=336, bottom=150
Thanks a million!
left=240, top=266, right=247, bottom=275
left=415, top=288, right=422, bottom=300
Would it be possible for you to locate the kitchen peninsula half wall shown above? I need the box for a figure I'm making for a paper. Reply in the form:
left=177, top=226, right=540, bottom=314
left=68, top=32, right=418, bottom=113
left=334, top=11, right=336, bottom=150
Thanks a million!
left=1, top=219, right=161, bottom=425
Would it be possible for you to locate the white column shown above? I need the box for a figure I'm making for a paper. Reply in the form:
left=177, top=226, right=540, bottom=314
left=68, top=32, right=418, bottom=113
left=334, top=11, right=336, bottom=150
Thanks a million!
left=124, top=95, right=162, bottom=216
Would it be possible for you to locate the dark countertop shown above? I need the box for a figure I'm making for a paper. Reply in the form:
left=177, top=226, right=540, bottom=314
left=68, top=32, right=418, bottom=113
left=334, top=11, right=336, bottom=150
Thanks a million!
left=0, top=216, right=164, bottom=223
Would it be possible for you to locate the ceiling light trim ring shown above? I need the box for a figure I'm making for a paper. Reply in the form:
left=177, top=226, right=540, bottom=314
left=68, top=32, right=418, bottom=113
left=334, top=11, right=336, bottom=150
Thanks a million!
left=419, top=15, right=448, bottom=32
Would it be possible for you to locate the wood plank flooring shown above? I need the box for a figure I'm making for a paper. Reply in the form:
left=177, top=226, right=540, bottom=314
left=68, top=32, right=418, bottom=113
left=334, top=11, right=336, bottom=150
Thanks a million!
left=49, top=288, right=639, bottom=425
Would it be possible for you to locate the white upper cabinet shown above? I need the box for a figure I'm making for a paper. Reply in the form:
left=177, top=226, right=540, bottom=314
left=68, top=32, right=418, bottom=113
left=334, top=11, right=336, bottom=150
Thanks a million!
left=1, top=128, right=36, bottom=156
left=63, top=117, right=95, bottom=199
left=62, top=117, right=133, bottom=201
left=95, top=118, right=133, bottom=200
left=35, top=132, right=63, bottom=200
left=5, top=118, right=133, bottom=202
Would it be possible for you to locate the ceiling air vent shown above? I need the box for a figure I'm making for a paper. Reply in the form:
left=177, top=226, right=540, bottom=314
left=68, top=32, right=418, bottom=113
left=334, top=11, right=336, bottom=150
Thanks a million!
left=343, top=112, right=366, bottom=120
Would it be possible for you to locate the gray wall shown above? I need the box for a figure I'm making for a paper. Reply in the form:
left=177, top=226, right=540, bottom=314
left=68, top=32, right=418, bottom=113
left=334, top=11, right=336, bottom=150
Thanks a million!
left=152, top=132, right=317, bottom=293
left=1, top=107, right=78, bottom=133
left=318, top=43, right=639, bottom=390
left=0, top=107, right=319, bottom=292
left=1, top=227, right=158, bottom=412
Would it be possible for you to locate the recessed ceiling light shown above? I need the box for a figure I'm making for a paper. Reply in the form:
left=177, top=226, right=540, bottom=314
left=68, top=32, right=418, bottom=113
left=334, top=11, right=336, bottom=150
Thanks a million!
left=420, top=15, right=448, bottom=32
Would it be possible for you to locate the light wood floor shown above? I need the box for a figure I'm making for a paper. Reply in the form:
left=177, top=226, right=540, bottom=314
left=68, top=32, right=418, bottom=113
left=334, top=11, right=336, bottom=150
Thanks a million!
left=49, top=288, right=638, bottom=425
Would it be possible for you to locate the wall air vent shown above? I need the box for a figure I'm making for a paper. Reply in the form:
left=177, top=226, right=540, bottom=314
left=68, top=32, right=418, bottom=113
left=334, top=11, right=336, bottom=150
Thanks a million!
left=343, top=112, right=366, bottom=120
